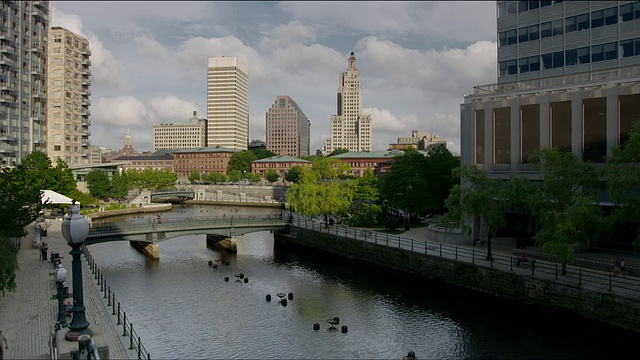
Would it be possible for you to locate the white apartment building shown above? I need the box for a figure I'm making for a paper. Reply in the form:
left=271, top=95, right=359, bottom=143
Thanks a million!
left=46, top=27, right=91, bottom=165
left=206, top=57, right=249, bottom=151
left=325, top=52, right=372, bottom=154
left=153, top=111, right=207, bottom=151
left=266, top=96, right=311, bottom=157
left=0, top=1, right=49, bottom=167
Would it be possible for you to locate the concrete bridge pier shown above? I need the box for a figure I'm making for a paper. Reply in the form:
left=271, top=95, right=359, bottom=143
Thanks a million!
left=206, top=234, right=237, bottom=254
left=130, top=241, right=160, bottom=259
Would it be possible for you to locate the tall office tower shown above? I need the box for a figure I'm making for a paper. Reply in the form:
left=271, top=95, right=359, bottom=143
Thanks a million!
left=206, top=57, right=249, bottom=151
left=46, top=27, right=91, bottom=165
left=153, top=111, right=207, bottom=151
left=266, top=96, right=311, bottom=157
left=324, top=52, right=372, bottom=154
left=0, top=1, right=49, bottom=167
left=461, top=1, right=640, bottom=236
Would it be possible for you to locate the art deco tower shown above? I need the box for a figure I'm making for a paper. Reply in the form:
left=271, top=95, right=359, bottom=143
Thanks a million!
left=206, top=57, right=249, bottom=151
left=325, top=52, right=372, bottom=154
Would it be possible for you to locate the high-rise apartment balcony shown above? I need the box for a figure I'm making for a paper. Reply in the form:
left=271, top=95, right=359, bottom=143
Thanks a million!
left=0, top=31, right=13, bottom=42
left=0, top=82, right=16, bottom=93
left=0, top=44, right=15, bottom=55
left=30, top=9, right=46, bottom=20
left=83, top=129, right=91, bottom=136
left=81, top=49, right=91, bottom=56
left=82, top=88, right=91, bottom=96
left=31, top=114, right=44, bottom=123
left=32, top=89, right=46, bottom=99
left=32, top=137, right=45, bottom=145
left=82, top=58, right=91, bottom=66
left=30, top=43, right=43, bottom=54
left=0, top=56, right=15, bottom=68
left=0, top=93, right=15, bottom=103
left=82, top=98, right=91, bottom=106
left=33, top=1, right=47, bottom=10
left=30, top=66, right=44, bottom=77
left=0, top=133, right=16, bottom=142
left=0, top=148, right=14, bottom=155
left=81, top=68, right=91, bottom=76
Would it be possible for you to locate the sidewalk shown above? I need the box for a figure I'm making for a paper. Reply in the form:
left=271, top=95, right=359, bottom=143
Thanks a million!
left=398, top=222, right=640, bottom=273
left=0, top=220, right=130, bottom=359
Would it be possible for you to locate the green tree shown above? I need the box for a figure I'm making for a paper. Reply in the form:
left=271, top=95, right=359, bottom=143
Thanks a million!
left=227, top=151, right=257, bottom=175
left=0, top=166, right=43, bottom=295
left=285, top=166, right=304, bottom=183
left=247, top=172, right=261, bottom=183
left=528, top=148, right=602, bottom=274
left=423, top=145, right=460, bottom=213
left=203, top=172, right=227, bottom=183
left=379, top=147, right=430, bottom=217
left=607, top=120, right=640, bottom=250
left=7, top=152, right=77, bottom=198
left=110, top=171, right=130, bottom=200
left=252, top=149, right=277, bottom=159
left=265, top=169, right=280, bottom=183
left=188, top=169, right=202, bottom=184
left=86, top=170, right=111, bottom=201
left=442, top=166, right=506, bottom=261
left=288, top=160, right=354, bottom=227
left=328, top=147, right=349, bottom=156
left=228, top=169, right=242, bottom=182
left=344, top=169, right=381, bottom=227
left=53, top=159, right=78, bottom=195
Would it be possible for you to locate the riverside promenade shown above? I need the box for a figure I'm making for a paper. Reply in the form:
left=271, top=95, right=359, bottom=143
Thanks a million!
left=0, top=219, right=131, bottom=359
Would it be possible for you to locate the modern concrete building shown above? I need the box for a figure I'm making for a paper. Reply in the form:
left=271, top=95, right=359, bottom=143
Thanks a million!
left=251, top=155, right=312, bottom=178
left=206, top=57, right=249, bottom=151
left=0, top=1, right=49, bottom=167
left=266, top=96, right=311, bottom=157
left=461, top=1, right=640, bottom=236
left=324, top=52, right=372, bottom=154
left=46, top=27, right=91, bottom=165
left=172, top=146, right=240, bottom=179
left=87, top=145, right=102, bottom=164
left=153, top=111, right=207, bottom=151
left=389, top=130, right=448, bottom=151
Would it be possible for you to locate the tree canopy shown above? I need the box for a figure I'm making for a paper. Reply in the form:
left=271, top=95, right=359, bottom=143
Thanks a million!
left=265, top=169, right=280, bottom=183
left=227, top=151, right=257, bottom=175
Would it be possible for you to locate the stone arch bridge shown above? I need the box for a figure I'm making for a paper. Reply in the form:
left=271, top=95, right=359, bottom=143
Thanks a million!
left=86, top=215, right=289, bottom=259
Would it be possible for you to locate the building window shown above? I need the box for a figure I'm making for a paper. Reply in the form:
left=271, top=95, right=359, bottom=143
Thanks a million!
left=552, top=19, right=563, bottom=36
left=565, top=16, right=577, bottom=33
left=621, top=39, right=634, bottom=57
left=550, top=101, right=571, bottom=153
left=528, top=24, right=539, bottom=41
left=591, top=10, right=604, bottom=28
left=619, top=94, right=640, bottom=146
left=591, top=44, right=605, bottom=62
left=552, top=51, right=564, bottom=68
left=493, top=107, right=511, bottom=165
left=582, top=97, right=607, bottom=163
left=604, top=7, right=617, bottom=25
left=540, top=21, right=552, bottom=38
left=577, top=47, right=590, bottom=64
left=577, top=13, right=590, bottom=31
left=475, top=110, right=484, bottom=165
left=507, top=29, right=517, bottom=45
left=521, top=104, right=540, bottom=164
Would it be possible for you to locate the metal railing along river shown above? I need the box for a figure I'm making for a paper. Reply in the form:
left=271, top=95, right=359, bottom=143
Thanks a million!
left=83, top=247, right=151, bottom=360
left=293, top=217, right=640, bottom=298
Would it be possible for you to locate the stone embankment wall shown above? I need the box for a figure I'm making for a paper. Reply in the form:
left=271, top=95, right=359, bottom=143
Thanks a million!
left=274, top=227, right=640, bottom=334
left=86, top=204, right=172, bottom=219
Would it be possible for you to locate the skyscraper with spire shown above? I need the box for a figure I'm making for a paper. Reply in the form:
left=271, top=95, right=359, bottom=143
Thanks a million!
left=324, top=52, right=372, bottom=154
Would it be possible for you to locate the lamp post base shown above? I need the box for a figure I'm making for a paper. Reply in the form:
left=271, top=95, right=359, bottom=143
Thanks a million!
left=65, top=327, right=93, bottom=342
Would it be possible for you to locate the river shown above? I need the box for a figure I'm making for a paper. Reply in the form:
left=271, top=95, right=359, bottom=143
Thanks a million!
left=86, top=204, right=633, bottom=359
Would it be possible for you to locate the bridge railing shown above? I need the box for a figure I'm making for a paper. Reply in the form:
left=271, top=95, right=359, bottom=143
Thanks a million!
left=293, top=217, right=640, bottom=298
left=88, top=214, right=287, bottom=235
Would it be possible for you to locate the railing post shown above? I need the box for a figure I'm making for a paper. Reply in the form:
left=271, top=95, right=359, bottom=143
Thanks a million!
left=123, top=312, right=127, bottom=336
left=148, top=352, right=151, bottom=360
left=100, top=274, right=104, bottom=292
left=411, top=239, right=414, bottom=251
left=579, top=268, right=582, bottom=286
left=104, top=283, right=108, bottom=298
left=138, top=337, right=142, bottom=360
left=117, top=303, right=121, bottom=324
left=472, top=249, right=475, bottom=264
left=129, top=323, right=134, bottom=349
left=95, top=267, right=98, bottom=280
left=112, top=293, right=117, bottom=315
left=107, top=286, right=111, bottom=304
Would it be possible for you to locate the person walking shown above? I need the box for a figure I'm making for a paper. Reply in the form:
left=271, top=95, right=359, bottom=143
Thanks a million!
left=0, top=329, right=8, bottom=360
left=40, top=241, right=49, bottom=261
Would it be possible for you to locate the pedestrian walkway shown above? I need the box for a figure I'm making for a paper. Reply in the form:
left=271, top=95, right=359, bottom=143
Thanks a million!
left=0, top=219, right=131, bottom=359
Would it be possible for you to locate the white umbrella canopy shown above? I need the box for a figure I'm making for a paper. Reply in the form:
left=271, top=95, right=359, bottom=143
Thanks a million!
left=40, top=190, right=79, bottom=205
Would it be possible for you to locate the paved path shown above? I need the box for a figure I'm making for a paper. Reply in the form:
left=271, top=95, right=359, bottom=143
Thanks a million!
left=0, top=220, right=131, bottom=359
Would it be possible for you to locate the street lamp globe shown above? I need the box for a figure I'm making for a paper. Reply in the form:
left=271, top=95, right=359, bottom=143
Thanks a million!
left=55, top=263, right=67, bottom=283
left=62, top=202, right=89, bottom=247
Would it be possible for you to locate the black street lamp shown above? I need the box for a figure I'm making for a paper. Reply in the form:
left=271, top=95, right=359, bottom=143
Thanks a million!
left=55, top=264, right=68, bottom=328
left=61, top=200, right=92, bottom=341
left=383, top=200, right=388, bottom=232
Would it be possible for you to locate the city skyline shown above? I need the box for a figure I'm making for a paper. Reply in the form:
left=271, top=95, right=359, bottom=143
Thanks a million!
left=51, top=1, right=497, bottom=155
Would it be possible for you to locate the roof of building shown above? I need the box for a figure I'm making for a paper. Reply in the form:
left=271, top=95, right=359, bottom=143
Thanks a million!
left=173, top=146, right=241, bottom=153
left=253, top=155, right=311, bottom=163
left=115, top=154, right=173, bottom=161
left=329, top=150, right=429, bottom=159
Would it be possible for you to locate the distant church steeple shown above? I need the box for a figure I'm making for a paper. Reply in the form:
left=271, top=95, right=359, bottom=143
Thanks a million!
left=118, top=129, right=137, bottom=157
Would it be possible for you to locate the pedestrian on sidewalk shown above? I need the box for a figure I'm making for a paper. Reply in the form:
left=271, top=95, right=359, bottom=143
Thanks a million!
left=40, top=241, right=49, bottom=261
left=0, top=329, right=8, bottom=360
left=612, top=256, right=625, bottom=277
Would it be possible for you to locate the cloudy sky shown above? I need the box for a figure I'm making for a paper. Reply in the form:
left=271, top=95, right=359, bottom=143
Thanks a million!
left=52, top=1, right=497, bottom=154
